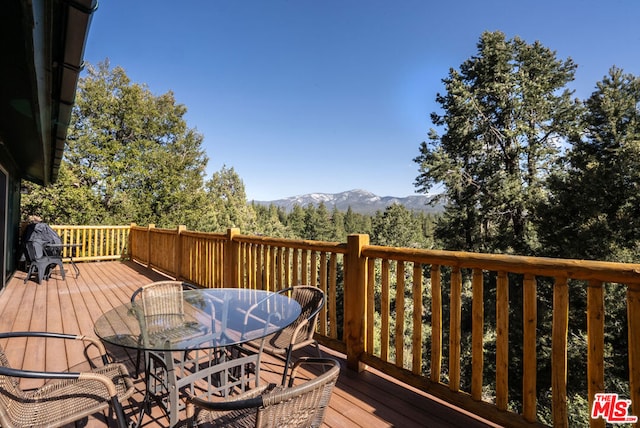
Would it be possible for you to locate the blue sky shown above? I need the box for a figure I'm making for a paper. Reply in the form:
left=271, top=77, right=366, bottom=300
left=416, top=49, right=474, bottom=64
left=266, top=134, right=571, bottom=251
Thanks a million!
left=82, top=0, right=640, bottom=201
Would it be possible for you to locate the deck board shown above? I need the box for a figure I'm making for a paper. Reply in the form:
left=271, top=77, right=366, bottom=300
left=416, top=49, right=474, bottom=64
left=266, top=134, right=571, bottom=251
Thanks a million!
left=0, top=261, right=500, bottom=428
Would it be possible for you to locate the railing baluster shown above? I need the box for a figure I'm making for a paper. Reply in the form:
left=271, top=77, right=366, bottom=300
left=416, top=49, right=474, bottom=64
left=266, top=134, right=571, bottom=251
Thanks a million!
left=627, top=284, right=640, bottom=425
left=587, top=280, right=605, bottom=428
left=471, top=268, right=484, bottom=401
left=449, top=266, right=461, bottom=392
left=496, top=270, right=509, bottom=410
left=396, top=260, right=405, bottom=368
left=523, top=273, right=537, bottom=422
left=311, top=250, right=318, bottom=289
left=552, top=276, right=569, bottom=428
left=366, top=258, right=375, bottom=354
left=431, top=265, right=442, bottom=383
left=381, top=259, right=390, bottom=362
left=283, top=247, right=290, bottom=290
left=292, top=248, right=299, bottom=286
left=319, top=252, right=328, bottom=335
left=329, top=253, right=338, bottom=339
left=412, top=263, right=422, bottom=375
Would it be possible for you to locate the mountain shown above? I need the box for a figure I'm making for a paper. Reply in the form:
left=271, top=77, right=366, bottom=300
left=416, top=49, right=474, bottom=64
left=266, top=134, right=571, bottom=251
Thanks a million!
left=252, top=189, right=443, bottom=215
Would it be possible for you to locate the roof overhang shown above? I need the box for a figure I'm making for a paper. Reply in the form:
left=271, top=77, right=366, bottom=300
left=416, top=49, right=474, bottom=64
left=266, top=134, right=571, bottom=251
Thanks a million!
left=0, top=0, right=96, bottom=185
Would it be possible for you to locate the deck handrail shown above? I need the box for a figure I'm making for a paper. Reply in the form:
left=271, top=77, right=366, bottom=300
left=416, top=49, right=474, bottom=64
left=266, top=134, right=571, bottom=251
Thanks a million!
left=50, top=225, right=130, bottom=261
left=56, top=223, right=640, bottom=427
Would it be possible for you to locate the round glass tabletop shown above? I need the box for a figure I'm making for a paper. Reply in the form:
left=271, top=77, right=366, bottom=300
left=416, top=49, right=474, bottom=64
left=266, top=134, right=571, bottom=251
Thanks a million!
left=94, top=288, right=302, bottom=351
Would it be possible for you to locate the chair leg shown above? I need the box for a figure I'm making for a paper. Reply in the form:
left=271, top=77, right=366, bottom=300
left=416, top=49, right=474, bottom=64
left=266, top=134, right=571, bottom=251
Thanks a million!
left=57, top=261, right=66, bottom=280
left=111, top=397, right=129, bottom=428
left=314, top=341, right=328, bottom=374
left=24, top=265, right=36, bottom=284
left=282, top=346, right=294, bottom=386
left=134, top=348, right=142, bottom=378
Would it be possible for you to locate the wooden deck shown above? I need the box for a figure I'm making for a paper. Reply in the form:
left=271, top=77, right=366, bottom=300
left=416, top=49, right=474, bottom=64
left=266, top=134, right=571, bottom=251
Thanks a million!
left=0, top=261, right=501, bottom=428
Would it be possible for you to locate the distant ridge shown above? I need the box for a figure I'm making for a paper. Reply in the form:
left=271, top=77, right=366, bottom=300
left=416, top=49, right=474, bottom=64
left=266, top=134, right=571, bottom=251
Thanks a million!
left=252, top=189, right=443, bottom=215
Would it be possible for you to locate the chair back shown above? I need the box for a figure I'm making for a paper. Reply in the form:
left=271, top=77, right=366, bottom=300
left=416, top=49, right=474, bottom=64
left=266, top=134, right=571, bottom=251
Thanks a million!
left=131, top=281, right=191, bottom=316
left=130, top=280, right=199, bottom=340
left=285, top=286, right=325, bottom=342
left=256, top=357, right=339, bottom=428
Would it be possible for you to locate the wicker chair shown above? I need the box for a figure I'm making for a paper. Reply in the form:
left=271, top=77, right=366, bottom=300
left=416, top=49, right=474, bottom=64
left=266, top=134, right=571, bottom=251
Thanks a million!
left=186, top=357, right=340, bottom=428
left=131, top=280, right=219, bottom=426
left=130, top=280, right=201, bottom=377
left=0, top=331, right=134, bottom=428
left=246, top=286, right=325, bottom=385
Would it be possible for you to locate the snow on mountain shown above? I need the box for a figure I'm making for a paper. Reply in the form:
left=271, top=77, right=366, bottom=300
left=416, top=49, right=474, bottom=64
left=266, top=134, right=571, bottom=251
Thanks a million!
left=253, top=189, right=443, bottom=214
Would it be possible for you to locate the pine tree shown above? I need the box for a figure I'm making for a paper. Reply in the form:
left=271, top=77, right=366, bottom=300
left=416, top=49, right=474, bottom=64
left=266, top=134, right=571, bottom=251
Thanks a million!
left=414, top=31, right=580, bottom=254
left=542, top=67, right=640, bottom=261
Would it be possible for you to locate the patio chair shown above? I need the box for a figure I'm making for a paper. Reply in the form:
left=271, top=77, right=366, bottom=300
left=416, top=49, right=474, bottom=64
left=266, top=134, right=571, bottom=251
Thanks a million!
left=0, top=331, right=134, bottom=428
left=130, top=280, right=200, bottom=377
left=23, top=241, right=66, bottom=284
left=186, top=356, right=340, bottom=428
left=245, top=286, right=325, bottom=385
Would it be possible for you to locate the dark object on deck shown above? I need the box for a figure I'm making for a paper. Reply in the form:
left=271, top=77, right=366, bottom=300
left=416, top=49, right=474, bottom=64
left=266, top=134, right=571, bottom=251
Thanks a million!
left=22, top=222, right=65, bottom=284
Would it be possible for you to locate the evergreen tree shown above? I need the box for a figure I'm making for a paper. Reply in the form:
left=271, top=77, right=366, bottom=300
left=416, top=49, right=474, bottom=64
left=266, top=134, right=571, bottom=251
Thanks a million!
left=204, top=165, right=253, bottom=231
left=21, top=163, right=105, bottom=224
left=542, top=67, right=640, bottom=261
left=286, top=205, right=306, bottom=237
left=303, top=202, right=333, bottom=241
left=61, top=60, right=210, bottom=228
left=343, top=207, right=359, bottom=235
left=251, top=204, right=289, bottom=237
left=343, top=206, right=372, bottom=235
left=414, top=31, right=580, bottom=254
left=330, top=207, right=346, bottom=241
left=371, top=204, right=423, bottom=247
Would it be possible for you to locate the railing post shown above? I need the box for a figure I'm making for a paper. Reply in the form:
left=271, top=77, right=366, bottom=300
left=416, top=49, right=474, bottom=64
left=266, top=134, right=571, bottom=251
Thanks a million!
left=627, top=284, right=640, bottom=423
left=147, top=224, right=155, bottom=269
left=225, top=228, right=240, bottom=288
left=345, top=234, right=368, bottom=372
left=128, top=223, right=136, bottom=260
left=176, top=225, right=186, bottom=280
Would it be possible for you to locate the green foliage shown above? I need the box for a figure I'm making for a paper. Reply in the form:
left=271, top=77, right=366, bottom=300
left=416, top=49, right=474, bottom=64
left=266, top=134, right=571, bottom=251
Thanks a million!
left=21, top=163, right=105, bottom=224
left=249, top=204, right=291, bottom=238
left=204, top=165, right=255, bottom=232
left=541, top=67, right=640, bottom=261
left=303, top=202, right=334, bottom=241
left=414, top=31, right=580, bottom=254
left=26, top=60, right=210, bottom=228
left=371, top=204, right=427, bottom=247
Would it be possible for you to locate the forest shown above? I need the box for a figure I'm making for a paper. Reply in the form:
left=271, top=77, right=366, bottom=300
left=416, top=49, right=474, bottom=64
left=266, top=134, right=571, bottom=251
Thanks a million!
left=21, top=31, right=640, bottom=425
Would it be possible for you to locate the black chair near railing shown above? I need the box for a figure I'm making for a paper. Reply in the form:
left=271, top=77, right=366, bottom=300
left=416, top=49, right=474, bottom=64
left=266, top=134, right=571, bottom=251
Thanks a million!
left=22, top=222, right=66, bottom=284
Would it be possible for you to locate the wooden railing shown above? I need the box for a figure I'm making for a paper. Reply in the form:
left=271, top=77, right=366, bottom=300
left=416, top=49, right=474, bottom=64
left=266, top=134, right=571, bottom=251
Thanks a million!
left=50, top=225, right=130, bottom=261
left=71, top=224, right=640, bottom=427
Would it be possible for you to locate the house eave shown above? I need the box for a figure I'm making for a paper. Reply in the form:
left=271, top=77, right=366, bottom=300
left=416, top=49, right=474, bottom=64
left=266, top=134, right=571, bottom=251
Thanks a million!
left=0, top=0, right=96, bottom=185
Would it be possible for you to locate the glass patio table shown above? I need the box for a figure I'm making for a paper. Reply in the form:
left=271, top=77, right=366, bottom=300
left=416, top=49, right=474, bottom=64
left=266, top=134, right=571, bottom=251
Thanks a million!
left=94, top=288, right=302, bottom=427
